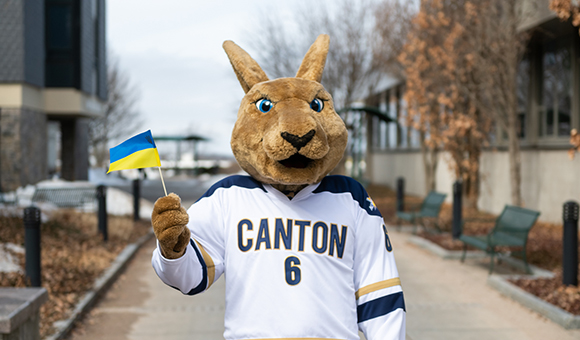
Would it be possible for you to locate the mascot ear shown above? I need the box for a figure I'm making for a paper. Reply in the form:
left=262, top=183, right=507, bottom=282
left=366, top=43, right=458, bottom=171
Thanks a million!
left=223, top=41, right=269, bottom=93
left=296, top=34, right=330, bottom=83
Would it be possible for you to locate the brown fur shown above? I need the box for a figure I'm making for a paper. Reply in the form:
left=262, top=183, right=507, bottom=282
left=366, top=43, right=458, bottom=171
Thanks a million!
left=226, top=34, right=348, bottom=188
left=152, top=35, right=348, bottom=258
left=152, top=193, right=190, bottom=259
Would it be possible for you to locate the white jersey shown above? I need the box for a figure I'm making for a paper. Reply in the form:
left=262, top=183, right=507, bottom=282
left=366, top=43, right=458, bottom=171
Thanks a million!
left=152, top=175, right=405, bottom=340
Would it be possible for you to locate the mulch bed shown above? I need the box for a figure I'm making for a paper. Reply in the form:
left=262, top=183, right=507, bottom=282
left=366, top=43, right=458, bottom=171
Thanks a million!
left=0, top=210, right=150, bottom=338
left=366, top=183, right=580, bottom=316
left=512, top=272, right=580, bottom=315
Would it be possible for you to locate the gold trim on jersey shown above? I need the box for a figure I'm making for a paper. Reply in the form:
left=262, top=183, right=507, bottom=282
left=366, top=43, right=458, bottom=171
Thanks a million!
left=193, top=239, right=216, bottom=289
left=355, top=277, right=401, bottom=300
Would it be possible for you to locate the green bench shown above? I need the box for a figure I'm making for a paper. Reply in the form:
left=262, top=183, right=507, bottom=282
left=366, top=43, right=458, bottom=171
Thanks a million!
left=460, top=205, right=540, bottom=274
left=396, top=191, right=447, bottom=233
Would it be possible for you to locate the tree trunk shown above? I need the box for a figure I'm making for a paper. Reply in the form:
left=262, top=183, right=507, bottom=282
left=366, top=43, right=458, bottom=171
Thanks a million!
left=507, top=113, right=523, bottom=206
left=504, top=20, right=523, bottom=207
left=95, top=143, right=108, bottom=168
left=465, top=146, right=481, bottom=209
left=420, top=131, right=438, bottom=193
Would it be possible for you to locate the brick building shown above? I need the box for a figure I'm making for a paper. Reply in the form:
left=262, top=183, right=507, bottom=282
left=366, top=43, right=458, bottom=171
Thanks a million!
left=0, top=0, right=107, bottom=191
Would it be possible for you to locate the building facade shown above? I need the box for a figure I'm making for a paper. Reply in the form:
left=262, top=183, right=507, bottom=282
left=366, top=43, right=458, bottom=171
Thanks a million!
left=0, top=0, right=107, bottom=191
left=366, top=2, right=580, bottom=223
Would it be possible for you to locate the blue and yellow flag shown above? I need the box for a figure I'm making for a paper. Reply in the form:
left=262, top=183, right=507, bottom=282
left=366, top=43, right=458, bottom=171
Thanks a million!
left=108, top=130, right=161, bottom=173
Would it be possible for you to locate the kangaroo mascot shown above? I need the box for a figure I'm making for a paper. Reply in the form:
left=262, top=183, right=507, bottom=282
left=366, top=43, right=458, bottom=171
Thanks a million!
left=151, top=35, right=406, bottom=340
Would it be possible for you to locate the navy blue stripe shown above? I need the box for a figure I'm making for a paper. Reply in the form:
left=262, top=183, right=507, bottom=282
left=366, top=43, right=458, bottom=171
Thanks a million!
left=314, top=175, right=382, bottom=217
left=357, top=292, right=405, bottom=323
left=186, top=239, right=208, bottom=296
left=196, top=175, right=266, bottom=202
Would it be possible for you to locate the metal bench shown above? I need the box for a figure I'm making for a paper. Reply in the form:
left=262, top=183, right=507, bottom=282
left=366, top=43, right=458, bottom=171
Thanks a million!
left=396, top=191, right=447, bottom=233
left=32, top=187, right=97, bottom=208
left=459, top=205, right=540, bottom=274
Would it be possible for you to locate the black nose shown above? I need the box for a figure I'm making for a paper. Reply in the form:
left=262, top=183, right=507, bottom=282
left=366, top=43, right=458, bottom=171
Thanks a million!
left=281, top=130, right=315, bottom=151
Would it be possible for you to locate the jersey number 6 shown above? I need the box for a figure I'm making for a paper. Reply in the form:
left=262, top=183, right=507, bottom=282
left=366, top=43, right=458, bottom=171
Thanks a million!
left=285, top=256, right=301, bottom=285
left=383, top=224, right=393, bottom=252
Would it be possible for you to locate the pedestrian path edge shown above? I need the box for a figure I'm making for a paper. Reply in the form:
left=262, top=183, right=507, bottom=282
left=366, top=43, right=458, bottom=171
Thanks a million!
left=488, top=275, right=580, bottom=329
left=401, top=228, right=579, bottom=330
left=45, top=230, right=154, bottom=340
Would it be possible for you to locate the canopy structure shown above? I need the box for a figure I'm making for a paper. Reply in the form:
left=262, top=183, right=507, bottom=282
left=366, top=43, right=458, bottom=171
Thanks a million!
left=154, top=135, right=209, bottom=171
left=337, top=106, right=397, bottom=124
left=154, top=135, right=208, bottom=142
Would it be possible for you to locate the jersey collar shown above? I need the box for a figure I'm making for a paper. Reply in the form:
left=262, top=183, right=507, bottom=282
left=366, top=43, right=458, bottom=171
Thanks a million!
left=263, top=181, right=321, bottom=203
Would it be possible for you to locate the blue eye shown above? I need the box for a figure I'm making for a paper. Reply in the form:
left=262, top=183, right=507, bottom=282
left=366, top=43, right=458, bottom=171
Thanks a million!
left=256, top=99, right=273, bottom=113
left=310, top=98, right=324, bottom=112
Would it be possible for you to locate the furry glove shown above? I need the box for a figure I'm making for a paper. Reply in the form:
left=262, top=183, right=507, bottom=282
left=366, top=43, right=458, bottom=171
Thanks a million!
left=152, top=193, right=191, bottom=259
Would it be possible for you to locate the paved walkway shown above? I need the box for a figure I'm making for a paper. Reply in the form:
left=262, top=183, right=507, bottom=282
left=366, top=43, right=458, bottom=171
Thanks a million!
left=68, top=230, right=580, bottom=340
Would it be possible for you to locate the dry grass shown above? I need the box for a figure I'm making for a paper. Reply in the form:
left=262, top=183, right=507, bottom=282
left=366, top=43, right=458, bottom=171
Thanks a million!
left=0, top=210, right=150, bottom=338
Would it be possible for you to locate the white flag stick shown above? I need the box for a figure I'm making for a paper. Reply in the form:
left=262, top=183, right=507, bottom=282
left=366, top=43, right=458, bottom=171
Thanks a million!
left=158, top=167, right=168, bottom=196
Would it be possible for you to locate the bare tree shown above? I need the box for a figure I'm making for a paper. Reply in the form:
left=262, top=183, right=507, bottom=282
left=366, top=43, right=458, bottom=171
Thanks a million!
left=472, top=0, right=535, bottom=207
left=248, top=0, right=410, bottom=177
left=399, top=0, right=536, bottom=207
left=372, top=0, right=416, bottom=79
left=248, top=0, right=386, bottom=109
left=89, top=55, right=142, bottom=168
left=399, top=0, right=494, bottom=205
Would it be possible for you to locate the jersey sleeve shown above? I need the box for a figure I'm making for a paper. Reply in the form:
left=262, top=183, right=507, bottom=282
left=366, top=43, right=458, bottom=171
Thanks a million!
left=354, top=192, right=406, bottom=340
left=151, top=188, right=226, bottom=296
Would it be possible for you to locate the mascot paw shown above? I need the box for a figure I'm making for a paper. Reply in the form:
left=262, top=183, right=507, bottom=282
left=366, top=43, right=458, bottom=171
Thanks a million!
left=152, top=193, right=190, bottom=259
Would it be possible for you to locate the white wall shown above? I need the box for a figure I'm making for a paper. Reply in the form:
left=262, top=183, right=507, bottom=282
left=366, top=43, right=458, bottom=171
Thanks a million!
left=370, top=151, right=454, bottom=203
left=370, top=149, right=580, bottom=223
left=479, top=149, right=580, bottom=222
left=370, top=152, right=424, bottom=197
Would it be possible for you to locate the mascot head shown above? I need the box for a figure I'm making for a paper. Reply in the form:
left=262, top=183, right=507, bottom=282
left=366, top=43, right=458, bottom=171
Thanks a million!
left=223, top=35, right=348, bottom=189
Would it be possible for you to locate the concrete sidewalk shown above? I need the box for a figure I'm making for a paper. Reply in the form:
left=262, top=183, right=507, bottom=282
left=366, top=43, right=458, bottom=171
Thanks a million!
left=68, top=230, right=580, bottom=340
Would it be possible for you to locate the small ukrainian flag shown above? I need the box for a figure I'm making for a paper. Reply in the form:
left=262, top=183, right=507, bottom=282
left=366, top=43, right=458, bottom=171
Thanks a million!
left=108, top=130, right=161, bottom=173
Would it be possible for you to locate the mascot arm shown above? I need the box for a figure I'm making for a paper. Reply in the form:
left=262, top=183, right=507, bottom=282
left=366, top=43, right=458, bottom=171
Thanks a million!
left=354, top=208, right=406, bottom=340
left=152, top=192, right=226, bottom=295
left=152, top=239, right=205, bottom=294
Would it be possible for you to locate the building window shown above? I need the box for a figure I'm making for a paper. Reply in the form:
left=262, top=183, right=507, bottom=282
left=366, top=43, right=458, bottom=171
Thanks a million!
left=388, top=90, right=398, bottom=148
left=370, top=86, right=416, bottom=150
left=377, top=95, right=389, bottom=150
left=517, top=56, right=530, bottom=139
left=47, top=5, right=72, bottom=49
left=92, top=0, right=100, bottom=95
left=398, top=86, right=408, bottom=148
left=540, top=36, right=572, bottom=138
left=379, top=120, right=388, bottom=149
left=45, top=0, right=80, bottom=88
left=409, top=118, right=421, bottom=147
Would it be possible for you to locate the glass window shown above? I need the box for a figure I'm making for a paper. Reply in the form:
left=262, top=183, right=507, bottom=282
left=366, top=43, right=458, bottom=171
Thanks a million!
left=516, top=57, right=530, bottom=139
left=93, top=0, right=101, bottom=95
left=388, top=97, right=398, bottom=148
left=91, top=0, right=98, bottom=20
left=380, top=121, right=388, bottom=149
left=541, top=37, right=572, bottom=137
left=410, top=114, right=421, bottom=148
left=399, top=108, right=408, bottom=148
left=47, top=5, right=72, bottom=49
left=45, top=0, right=80, bottom=88
left=558, top=90, right=571, bottom=136
left=376, top=96, right=389, bottom=150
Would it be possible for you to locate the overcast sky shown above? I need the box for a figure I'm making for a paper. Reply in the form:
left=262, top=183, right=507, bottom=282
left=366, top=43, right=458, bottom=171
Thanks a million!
left=107, top=0, right=308, bottom=157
